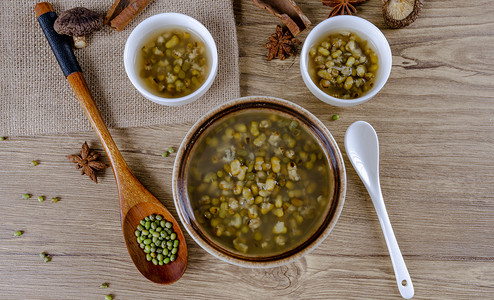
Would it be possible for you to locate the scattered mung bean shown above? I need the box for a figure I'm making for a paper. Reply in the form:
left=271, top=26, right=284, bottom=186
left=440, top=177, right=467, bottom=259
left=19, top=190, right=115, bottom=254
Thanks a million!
left=100, top=282, right=109, bottom=289
left=40, top=252, right=52, bottom=263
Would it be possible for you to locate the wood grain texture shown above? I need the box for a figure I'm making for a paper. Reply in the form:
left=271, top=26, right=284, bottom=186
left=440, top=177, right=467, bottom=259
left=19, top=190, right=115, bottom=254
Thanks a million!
left=1, top=0, right=494, bottom=298
left=67, top=71, right=187, bottom=284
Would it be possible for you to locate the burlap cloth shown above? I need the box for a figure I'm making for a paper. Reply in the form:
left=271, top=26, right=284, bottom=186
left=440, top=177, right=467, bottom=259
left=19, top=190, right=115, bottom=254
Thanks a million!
left=0, top=1, right=240, bottom=136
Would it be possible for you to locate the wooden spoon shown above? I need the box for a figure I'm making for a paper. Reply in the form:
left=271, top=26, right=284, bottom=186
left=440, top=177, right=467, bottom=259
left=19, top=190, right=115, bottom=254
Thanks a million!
left=35, top=2, right=187, bottom=284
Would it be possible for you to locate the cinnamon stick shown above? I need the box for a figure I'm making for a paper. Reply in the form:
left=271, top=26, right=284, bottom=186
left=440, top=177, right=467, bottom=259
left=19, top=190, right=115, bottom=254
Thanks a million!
left=252, top=0, right=311, bottom=37
left=106, top=0, right=153, bottom=31
left=105, top=0, right=131, bottom=25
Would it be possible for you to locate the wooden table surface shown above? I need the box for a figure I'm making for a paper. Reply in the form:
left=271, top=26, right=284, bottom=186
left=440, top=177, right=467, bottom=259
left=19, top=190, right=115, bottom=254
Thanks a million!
left=1, top=0, right=493, bottom=299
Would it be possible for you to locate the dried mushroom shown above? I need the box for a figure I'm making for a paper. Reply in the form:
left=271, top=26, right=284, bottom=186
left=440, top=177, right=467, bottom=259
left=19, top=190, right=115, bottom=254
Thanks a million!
left=54, top=7, right=103, bottom=48
left=382, top=0, right=423, bottom=28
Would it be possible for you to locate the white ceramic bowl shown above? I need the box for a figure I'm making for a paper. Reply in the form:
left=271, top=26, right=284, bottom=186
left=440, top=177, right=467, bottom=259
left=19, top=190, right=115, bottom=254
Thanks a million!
left=124, top=13, right=218, bottom=106
left=300, top=16, right=392, bottom=107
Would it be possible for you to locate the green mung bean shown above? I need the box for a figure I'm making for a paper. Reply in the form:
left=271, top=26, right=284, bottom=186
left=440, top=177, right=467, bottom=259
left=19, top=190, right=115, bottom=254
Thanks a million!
left=309, top=32, right=378, bottom=99
left=136, top=214, right=180, bottom=266
left=40, top=252, right=51, bottom=262
left=187, top=112, right=331, bottom=255
left=100, top=282, right=109, bottom=289
left=138, top=29, right=209, bottom=98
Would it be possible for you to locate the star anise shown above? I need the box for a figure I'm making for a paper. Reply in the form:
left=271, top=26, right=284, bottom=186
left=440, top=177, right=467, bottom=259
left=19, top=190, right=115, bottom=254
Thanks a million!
left=264, top=25, right=300, bottom=61
left=322, top=0, right=366, bottom=18
left=67, top=142, right=108, bottom=183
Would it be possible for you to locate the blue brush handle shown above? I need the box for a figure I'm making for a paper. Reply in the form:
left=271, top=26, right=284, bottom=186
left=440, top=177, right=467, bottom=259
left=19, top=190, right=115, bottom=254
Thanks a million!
left=36, top=7, right=82, bottom=77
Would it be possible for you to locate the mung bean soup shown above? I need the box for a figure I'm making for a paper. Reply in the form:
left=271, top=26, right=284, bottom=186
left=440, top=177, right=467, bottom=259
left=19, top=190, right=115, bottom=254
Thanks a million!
left=187, top=111, right=332, bottom=256
left=137, top=27, right=209, bottom=98
left=308, top=32, right=378, bottom=99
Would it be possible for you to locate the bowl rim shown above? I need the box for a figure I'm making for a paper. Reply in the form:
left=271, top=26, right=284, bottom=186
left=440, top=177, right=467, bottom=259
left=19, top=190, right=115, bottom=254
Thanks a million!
left=172, top=96, right=347, bottom=268
left=123, top=12, right=219, bottom=106
left=300, top=15, right=392, bottom=107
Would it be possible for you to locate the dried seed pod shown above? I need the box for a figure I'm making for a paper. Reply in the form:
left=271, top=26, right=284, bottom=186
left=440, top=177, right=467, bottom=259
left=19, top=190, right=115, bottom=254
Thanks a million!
left=382, top=0, right=423, bottom=29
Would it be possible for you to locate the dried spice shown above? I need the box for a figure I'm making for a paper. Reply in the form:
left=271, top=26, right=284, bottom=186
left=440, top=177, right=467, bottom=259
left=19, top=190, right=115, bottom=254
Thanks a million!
left=67, top=142, right=108, bottom=183
left=265, top=25, right=300, bottom=61
left=105, top=0, right=153, bottom=31
left=105, top=0, right=130, bottom=24
left=322, top=0, right=366, bottom=18
left=382, top=0, right=423, bottom=28
left=252, top=0, right=311, bottom=37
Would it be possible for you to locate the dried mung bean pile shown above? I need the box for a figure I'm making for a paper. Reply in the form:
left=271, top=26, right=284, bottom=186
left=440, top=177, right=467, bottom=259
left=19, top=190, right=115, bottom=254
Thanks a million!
left=135, top=214, right=180, bottom=265
left=187, top=112, right=332, bottom=255
left=309, top=32, right=378, bottom=99
left=137, top=28, right=209, bottom=98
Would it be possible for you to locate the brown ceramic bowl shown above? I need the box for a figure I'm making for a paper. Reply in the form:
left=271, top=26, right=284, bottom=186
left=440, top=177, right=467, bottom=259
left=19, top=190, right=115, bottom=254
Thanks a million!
left=172, top=96, right=346, bottom=267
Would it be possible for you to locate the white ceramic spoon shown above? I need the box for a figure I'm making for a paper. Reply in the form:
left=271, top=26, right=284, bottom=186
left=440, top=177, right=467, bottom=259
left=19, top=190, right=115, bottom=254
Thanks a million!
left=345, top=121, right=414, bottom=299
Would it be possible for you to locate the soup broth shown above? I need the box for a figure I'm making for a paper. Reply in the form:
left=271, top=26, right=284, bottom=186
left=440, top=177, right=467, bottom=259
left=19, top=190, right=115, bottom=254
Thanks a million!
left=308, top=32, right=378, bottom=99
left=137, top=27, right=209, bottom=98
left=187, top=111, right=332, bottom=256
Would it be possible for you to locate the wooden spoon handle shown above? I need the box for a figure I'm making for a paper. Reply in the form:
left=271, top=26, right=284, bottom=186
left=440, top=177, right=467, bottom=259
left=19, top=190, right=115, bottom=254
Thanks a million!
left=35, top=2, right=133, bottom=185
left=66, top=72, right=131, bottom=175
